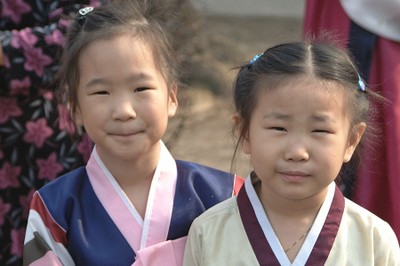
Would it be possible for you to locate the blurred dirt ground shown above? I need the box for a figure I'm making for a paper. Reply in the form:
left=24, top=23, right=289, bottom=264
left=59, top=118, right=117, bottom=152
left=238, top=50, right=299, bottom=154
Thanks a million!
left=164, top=15, right=303, bottom=178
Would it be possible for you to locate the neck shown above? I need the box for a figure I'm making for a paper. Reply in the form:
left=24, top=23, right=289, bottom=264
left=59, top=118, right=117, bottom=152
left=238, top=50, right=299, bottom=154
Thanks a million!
left=95, top=145, right=161, bottom=218
left=256, top=181, right=330, bottom=262
left=96, top=144, right=160, bottom=187
left=258, top=183, right=325, bottom=262
left=257, top=184, right=327, bottom=220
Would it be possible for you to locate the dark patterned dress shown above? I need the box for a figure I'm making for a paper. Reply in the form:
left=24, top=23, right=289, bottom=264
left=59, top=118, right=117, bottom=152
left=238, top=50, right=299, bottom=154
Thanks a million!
left=0, top=1, right=109, bottom=265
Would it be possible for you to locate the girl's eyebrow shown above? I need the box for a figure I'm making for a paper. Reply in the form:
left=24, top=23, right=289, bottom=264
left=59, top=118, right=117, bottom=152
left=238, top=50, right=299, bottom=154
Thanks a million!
left=85, top=78, right=107, bottom=88
left=263, top=112, right=290, bottom=120
left=125, top=72, right=155, bottom=83
left=310, top=114, right=335, bottom=123
left=262, top=112, right=336, bottom=123
left=85, top=72, right=154, bottom=88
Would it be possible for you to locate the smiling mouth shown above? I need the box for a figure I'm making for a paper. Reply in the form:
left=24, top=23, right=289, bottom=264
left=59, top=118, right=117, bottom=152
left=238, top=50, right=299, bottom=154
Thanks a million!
left=109, top=131, right=142, bottom=140
left=112, top=133, right=137, bottom=136
left=109, top=129, right=143, bottom=136
left=279, top=171, right=310, bottom=182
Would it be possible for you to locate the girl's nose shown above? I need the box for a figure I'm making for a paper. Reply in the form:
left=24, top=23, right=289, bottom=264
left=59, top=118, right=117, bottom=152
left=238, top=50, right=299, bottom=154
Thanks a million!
left=112, top=98, right=136, bottom=121
left=284, top=141, right=310, bottom=162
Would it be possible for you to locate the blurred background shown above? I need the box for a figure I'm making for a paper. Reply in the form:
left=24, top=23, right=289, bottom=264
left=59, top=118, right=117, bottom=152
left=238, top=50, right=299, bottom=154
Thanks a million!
left=164, top=0, right=305, bottom=178
left=193, top=0, right=304, bottom=17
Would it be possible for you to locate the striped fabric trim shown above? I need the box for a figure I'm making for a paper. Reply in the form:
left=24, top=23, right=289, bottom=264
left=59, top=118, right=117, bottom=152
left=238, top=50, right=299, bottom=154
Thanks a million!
left=30, top=193, right=67, bottom=245
left=23, top=232, right=62, bottom=266
left=24, top=193, right=73, bottom=265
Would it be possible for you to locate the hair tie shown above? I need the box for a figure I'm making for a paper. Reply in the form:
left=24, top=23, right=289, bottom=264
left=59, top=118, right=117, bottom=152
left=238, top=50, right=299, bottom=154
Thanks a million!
left=78, top=6, right=94, bottom=25
left=358, top=75, right=366, bottom=92
left=249, top=52, right=264, bottom=65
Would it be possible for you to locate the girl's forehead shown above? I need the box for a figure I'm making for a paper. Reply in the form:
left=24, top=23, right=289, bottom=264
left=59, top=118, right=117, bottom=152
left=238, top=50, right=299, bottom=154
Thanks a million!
left=79, top=35, right=155, bottom=69
left=80, top=34, right=152, bottom=57
left=254, top=76, right=349, bottom=117
left=256, top=75, right=345, bottom=98
left=77, top=34, right=166, bottom=87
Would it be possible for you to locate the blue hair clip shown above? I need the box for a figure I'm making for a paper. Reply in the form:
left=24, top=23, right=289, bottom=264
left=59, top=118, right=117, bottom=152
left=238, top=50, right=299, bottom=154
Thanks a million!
left=249, top=52, right=264, bottom=65
left=358, top=75, right=366, bottom=92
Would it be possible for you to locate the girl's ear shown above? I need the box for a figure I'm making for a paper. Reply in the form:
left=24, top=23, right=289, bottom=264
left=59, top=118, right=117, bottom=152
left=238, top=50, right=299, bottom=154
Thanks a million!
left=73, top=105, right=84, bottom=126
left=344, top=122, right=366, bottom=162
left=168, top=84, right=178, bottom=118
left=233, top=113, right=251, bottom=155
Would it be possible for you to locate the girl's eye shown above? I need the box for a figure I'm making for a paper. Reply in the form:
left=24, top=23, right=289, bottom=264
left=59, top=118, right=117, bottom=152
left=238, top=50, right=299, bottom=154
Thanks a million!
left=92, top=91, right=109, bottom=95
left=312, top=129, right=331, bottom=134
left=270, top=127, right=287, bottom=132
left=135, top=87, right=150, bottom=93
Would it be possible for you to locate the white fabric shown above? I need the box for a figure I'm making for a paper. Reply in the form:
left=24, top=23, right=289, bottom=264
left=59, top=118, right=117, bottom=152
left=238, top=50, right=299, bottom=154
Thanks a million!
left=340, top=0, right=400, bottom=41
left=184, top=180, right=400, bottom=266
